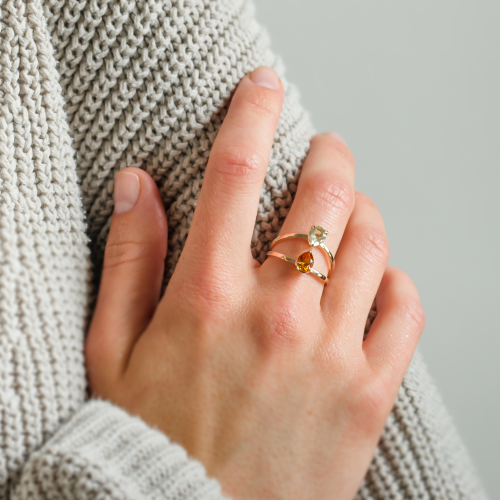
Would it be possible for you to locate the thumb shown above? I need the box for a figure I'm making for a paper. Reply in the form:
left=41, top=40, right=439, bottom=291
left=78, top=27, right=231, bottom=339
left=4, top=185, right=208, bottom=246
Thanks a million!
left=86, top=167, right=167, bottom=392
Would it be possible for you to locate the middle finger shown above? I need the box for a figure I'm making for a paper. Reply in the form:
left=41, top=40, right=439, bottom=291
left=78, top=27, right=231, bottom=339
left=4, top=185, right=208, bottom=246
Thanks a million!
left=260, top=133, right=355, bottom=296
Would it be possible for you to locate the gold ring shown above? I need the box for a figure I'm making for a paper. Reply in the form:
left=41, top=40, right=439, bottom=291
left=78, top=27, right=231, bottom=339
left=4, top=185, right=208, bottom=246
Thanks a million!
left=267, top=250, right=329, bottom=284
left=266, top=225, right=334, bottom=285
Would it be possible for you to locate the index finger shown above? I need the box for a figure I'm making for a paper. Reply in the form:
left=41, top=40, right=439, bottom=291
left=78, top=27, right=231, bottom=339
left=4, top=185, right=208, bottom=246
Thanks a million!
left=181, top=67, right=284, bottom=278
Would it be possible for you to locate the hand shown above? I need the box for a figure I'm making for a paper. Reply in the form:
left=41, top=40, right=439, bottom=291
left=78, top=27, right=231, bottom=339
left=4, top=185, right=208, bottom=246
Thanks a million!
left=86, top=67, right=425, bottom=500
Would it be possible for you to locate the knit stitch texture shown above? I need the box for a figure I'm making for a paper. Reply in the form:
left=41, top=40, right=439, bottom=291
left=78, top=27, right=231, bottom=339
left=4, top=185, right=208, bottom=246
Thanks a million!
left=0, top=0, right=488, bottom=498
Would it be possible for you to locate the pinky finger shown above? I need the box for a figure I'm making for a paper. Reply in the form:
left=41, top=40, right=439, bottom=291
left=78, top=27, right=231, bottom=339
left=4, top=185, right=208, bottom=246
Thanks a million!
left=363, top=266, right=425, bottom=383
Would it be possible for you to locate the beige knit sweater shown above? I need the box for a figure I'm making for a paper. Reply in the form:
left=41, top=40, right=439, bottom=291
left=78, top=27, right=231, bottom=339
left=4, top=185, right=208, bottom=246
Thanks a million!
left=0, top=0, right=488, bottom=498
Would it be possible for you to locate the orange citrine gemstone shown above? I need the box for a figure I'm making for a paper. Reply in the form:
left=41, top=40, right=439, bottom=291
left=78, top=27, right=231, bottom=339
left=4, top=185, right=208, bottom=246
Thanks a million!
left=296, top=251, right=314, bottom=273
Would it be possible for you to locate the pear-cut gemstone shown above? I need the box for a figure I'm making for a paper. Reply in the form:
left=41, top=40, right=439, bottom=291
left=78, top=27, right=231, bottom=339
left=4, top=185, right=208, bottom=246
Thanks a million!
left=296, top=251, right=314, bottom=273
left=308, top=225, right=328, bottom=246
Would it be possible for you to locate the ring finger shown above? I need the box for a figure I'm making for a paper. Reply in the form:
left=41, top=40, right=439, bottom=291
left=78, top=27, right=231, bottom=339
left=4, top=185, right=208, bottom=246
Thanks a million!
left=260, top=133, right=356, bottom=296
left=321, top=191, right=390, bottom=348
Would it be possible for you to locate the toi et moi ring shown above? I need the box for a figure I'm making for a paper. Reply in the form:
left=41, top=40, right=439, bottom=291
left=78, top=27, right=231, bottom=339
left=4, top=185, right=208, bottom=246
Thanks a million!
left=266, top=225, right=334, bottom=285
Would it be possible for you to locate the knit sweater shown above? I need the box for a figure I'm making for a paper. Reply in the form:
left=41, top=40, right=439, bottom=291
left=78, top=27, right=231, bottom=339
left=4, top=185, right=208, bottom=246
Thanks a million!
left=0, top=0, right=488, bottom=498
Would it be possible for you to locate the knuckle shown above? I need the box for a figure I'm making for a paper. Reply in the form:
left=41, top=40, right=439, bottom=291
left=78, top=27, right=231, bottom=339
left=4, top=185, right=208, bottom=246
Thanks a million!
left=174, top=259, right=245, bottom=335
left=351, top=224, right=390, bottom=265
left=173, top=288, right=231, bottom=346
left=179, top=269, right=235, bottom=317
left=241, top=87, right=281, bottom=120
left=311, top=134, right=356, bottom=171
left=268, top=307, right=302, bottom=347
left=400, top=298, right=426, bottom=333
left=215, top=146, right=265, bottom=181
left=260, top=293, right=308, bottom=350
left=104, top=240, right=157, bottom=269
left=302, top=176, right=354, bottom=218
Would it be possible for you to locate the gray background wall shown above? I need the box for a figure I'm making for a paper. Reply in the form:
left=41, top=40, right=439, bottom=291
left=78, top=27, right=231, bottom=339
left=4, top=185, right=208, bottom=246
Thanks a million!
left=253, top=0, right=499, bottom=497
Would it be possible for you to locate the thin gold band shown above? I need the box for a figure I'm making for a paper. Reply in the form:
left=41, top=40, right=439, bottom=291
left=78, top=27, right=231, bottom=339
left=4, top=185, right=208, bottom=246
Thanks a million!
left=269, top=233, right=334, bottom=278
left=266, top=226, right=334, bottom=285
left=266, top=251, right=329, bottom=284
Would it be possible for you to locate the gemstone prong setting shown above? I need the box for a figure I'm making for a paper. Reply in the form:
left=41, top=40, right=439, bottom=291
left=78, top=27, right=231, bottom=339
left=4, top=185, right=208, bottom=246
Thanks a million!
left=295, top=251, right=314, bottom=273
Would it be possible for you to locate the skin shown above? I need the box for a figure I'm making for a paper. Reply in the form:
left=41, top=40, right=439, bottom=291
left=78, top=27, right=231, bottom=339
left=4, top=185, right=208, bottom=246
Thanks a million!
left=86, top=67, right=425, bottom=500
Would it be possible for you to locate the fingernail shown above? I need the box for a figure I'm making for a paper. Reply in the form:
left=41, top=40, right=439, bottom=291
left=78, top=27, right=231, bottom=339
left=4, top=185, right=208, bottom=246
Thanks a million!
left=324, top=132, right=348, bottom=146
left=250, top=67, right=280, bottom=90
left=114, top=171, right=140, bottom=215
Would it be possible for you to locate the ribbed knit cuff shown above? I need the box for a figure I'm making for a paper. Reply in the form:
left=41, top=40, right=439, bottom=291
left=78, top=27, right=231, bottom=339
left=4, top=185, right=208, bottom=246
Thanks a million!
left=16, top=400, right=227, bottom=500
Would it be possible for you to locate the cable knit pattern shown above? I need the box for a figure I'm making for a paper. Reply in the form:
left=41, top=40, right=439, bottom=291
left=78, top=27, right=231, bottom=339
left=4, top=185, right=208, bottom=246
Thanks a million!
left=14, top=401, right=225, bottom=499
left=43, top=0, right=310, bottom=282
left=0, top=0, right=488, bottom=498
left=0, top=0, right=89, bottom=493
left=356, top=352, right=487, bottom=499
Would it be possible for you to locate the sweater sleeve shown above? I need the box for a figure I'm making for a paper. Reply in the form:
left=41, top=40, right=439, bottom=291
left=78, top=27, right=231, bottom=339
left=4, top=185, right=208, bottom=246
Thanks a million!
left=0, top=0, right=225, bottom=498
left=14, top=401, right=225, bottom=500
